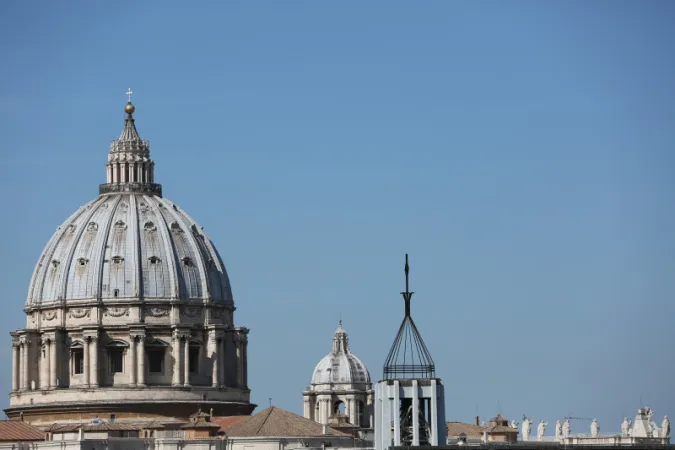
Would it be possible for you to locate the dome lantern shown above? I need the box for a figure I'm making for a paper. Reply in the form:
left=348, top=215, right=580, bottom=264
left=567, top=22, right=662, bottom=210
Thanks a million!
left=100, top=90, right=161, bottom=196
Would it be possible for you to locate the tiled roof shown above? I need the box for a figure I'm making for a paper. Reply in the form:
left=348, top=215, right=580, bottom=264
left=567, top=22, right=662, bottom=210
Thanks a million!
left=447, top=421, right=519, bottom=438
left=211, top=416, right=249, bottom=432
left=0, top=421, right=45, bottom=442
left=181, top=422, right=221, bottom=429
left=47, top=423, right=140, bottom=432
left=485, top=424, right=518, bottom=433
left=226, top=406, right=350, bottom=438
left=446, top=422, right=485, bottom=438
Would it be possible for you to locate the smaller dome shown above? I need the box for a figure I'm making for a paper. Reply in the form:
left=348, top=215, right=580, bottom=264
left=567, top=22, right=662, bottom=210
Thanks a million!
left=311, top=321, right=371, bottom=386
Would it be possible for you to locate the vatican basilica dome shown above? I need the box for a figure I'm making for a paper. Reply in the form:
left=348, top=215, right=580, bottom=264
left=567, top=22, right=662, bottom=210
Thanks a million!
left=6, top=99, right=253, bottom=426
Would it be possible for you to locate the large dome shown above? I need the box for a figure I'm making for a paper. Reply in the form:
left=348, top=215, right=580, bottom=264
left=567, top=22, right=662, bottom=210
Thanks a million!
left=7, top=98, right=253, bottom=426
left=27, top=194, right=233, bottom=306
left=311, top=321, right=371, bottom=386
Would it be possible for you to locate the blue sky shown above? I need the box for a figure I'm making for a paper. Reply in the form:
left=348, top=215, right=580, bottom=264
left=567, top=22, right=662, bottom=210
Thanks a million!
left=1, top=1, right=674, bottom=432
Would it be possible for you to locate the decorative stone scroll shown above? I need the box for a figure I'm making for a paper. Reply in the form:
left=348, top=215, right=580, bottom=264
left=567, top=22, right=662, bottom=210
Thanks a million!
left=181, top=306, right=201, bottom=318
left=145, top=306, right=170, bottom=317
left=42, top=310, right=58, bottom=321
left=104, top=307, right=130, bottom=317
left=68, top=308, right=91, bottom=319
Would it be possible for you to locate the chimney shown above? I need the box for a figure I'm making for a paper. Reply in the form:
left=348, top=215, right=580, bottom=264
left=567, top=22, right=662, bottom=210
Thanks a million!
left=323, top=424, right=328, bottom=435
left=475, top=416, right=480, bottom=426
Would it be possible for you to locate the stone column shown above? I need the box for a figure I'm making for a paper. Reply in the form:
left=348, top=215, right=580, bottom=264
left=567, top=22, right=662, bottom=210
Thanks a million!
left=172, top=332, right=182, bottom=386
left=211, top=336, right=220, bottom=388
left=44, top=339, right=51, bottom=389
left=12, top=343, right=20, bottom=391
left=90, top=336, right=99, bottom=388
left=235, top=334, right=243, bottom=387
left=129, top=337, right=137, bottom=386
left=183, top=337, right=191, bottom=387
left=137, top=336, right=146, bottom=387
left=20, top=341, right=28, bottom=390
left=83, top=338, right=90, bottom=387
left=49, top=336, right=58, bottom=388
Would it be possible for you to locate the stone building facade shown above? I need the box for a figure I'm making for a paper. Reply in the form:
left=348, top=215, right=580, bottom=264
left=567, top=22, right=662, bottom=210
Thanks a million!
left=5, top=99, right=254, bottom=425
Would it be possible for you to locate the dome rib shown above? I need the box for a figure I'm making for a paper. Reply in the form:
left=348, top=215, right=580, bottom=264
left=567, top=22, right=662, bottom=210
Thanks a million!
left=35, top=202, right=92, bottom=304
left=145, top=195, right=180, bottom=300
left=51, top=199, right=103, bottom=303
left=99, top=196, right=123, bottom=301
left=129, top=194, right=143, bottom=299
left=157, top=197, right=211, bottom=302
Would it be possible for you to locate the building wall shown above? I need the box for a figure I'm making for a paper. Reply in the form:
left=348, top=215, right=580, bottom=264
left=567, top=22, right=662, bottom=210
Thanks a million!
left=227, top=436, right=361, bottom=450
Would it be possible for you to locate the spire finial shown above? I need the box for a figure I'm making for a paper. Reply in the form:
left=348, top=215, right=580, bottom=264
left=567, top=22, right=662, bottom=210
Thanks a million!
left=125, top=88, right=135, bottom=115
left=401, top=253, right=413, bottom=317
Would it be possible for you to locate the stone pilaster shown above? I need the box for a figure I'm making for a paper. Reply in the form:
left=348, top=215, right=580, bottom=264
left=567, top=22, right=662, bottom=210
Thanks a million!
left=129, top=337, right=137, bottom=386
left=43, top=338, right=51, bottom=390
left=183, top=336, right=191, bottom=387
left=171, top=331, right=181, bottom=386
left=137, top=335, right=146, bottom=387
left=219, top=334, right=227, bottom=386
left=208, top=330, right=220, bottom=388
left=49, top=335, right=58, bottom=388
left=83, top=338, right=90, bottom=387
left=234, top=333, right=243, bottom=387
left=89, top=335, right=99, bottom=388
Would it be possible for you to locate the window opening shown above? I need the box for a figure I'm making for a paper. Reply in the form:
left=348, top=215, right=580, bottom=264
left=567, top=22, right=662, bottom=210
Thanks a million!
left=109, top=348, right=124, bottom=373
left=148, top=349, right=164, bottom=373
left=72, top=348, right=84, bottom=375
left=189, top=345, right=199, bottom=374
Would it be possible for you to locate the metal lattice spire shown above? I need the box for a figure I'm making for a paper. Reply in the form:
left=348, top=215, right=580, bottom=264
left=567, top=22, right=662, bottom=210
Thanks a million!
left=383, top=254, right=436, bottom=380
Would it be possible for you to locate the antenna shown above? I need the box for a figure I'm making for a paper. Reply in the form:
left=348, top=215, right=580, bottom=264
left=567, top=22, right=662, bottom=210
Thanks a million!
left=402, top=253, right=413, bottom=317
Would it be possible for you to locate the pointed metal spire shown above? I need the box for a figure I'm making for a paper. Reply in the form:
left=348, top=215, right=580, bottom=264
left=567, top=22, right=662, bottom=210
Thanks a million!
left=383, top=254, right=435, bottom=380
left=402, top=253, right=414, bottom=318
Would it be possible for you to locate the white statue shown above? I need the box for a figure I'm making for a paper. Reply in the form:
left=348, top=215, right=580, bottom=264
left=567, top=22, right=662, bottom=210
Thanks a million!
left=591, top=419, right=600, bottom=437
left=522, top=417, right=533, bottom=441
left=621, top=417, right=631, bottom=437
left=662, top=416, right=671, bottom=438
left=562, top=418, right=571, bottom=438
left=555, top=420, right=562, bottom=440
left=537, top=420, right=548, bottom=441
left=511, top=420, right=519, bottom=429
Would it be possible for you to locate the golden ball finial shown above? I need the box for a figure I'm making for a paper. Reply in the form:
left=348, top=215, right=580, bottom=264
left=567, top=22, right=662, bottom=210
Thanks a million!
left=125, top=102, right=135, bottom=115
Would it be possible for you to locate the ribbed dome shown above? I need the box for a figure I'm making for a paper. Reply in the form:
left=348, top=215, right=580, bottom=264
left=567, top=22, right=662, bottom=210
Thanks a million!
left=26, top=100, right=232, bottom=307
left=26, top=194, right=233, bottom=306
left=311, top=321, right=371, bottom=385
